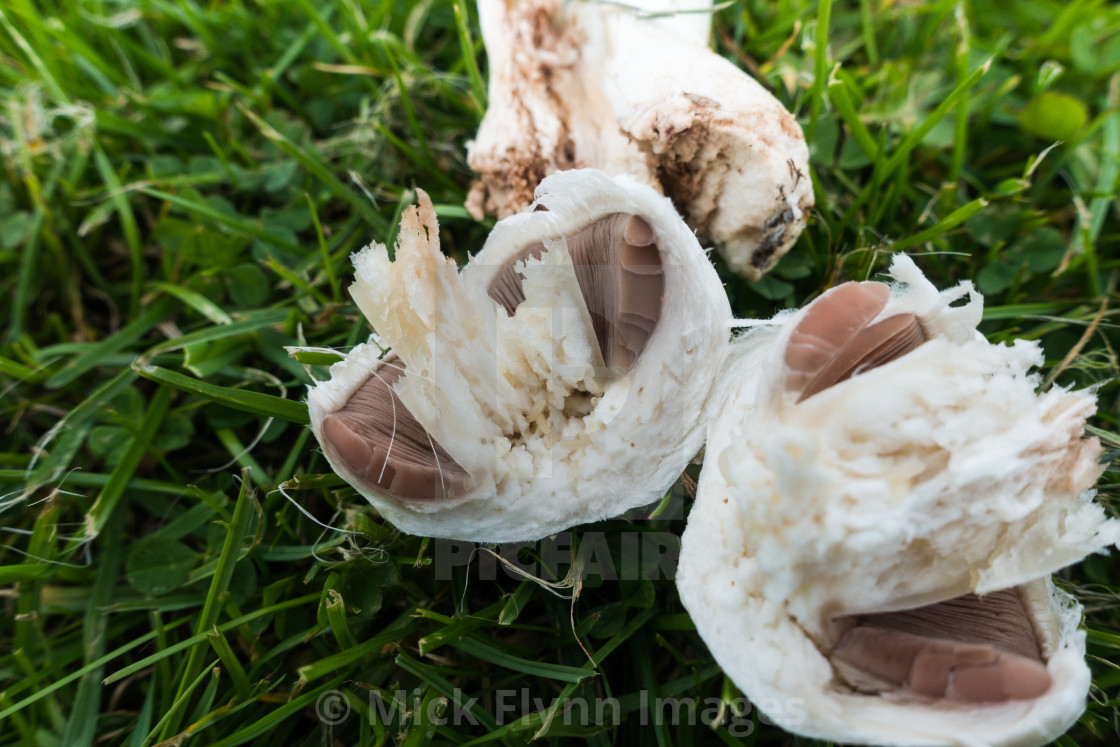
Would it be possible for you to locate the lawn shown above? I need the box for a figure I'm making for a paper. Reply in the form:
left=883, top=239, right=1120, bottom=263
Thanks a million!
left=1, top=0, right=1119, bottom=745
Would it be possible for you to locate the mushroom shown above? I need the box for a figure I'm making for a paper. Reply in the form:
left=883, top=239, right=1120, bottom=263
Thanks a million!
left=677, top=254, right=1119, bottom=745
left=466, top=0, right=812, bottom=280
left=309, top=169, right=732, bottom=542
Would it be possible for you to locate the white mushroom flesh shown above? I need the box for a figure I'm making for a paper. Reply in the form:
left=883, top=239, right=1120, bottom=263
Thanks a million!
left=677, top=254, right=1120, bottom=745
left=308, top=169, right=731, bottom=542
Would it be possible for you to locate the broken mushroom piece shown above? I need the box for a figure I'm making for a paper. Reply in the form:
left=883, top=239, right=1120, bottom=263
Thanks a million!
left=466, top=0, right=812, bottom=280
left=308, top=169, right=732, bottom=542
left=677, top=254, right=1120, bottom=746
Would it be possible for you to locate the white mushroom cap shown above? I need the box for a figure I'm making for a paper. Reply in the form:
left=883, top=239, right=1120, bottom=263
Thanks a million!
left=309, top=170, right=732, bottom=542
left=677, top=254, right=1118, bottom=745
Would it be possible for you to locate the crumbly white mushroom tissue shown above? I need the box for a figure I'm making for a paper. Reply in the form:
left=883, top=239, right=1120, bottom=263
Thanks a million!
left=308, top=170, right=732, bottom=542
left=677, top=254, right=1120, bottom=746
left=466, top=0, right=812, bottom=280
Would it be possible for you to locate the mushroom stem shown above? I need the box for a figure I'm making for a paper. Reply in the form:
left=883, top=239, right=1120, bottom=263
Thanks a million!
left=467, top=0, right=812, bottom=279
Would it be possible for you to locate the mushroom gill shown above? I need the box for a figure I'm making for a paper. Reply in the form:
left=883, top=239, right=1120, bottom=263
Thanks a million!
left=828, top=590, right=1052, bottom=703
left=487, top=213, right=664, bottom=374
left=783, top=281, right=927, bottom=402
left=319, top=355, right=472, bottom=502
left=783, top=281, right=1052, bottom=705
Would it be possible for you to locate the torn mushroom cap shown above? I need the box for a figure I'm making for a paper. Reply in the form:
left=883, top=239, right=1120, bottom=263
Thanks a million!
left=309, top=169, right=732, bottom=542
left=319, top=212, right=664, bottom=503
left=679, top=491, right=1092, bottom=747
left=782, top=287, right=1052, bottom=705
left=676, top=254, right=1118, bottom=745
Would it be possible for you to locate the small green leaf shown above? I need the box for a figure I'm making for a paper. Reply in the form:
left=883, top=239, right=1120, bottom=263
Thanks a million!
left=225, top=264, right=272, bottom=306
left=966, top=207, right=1021, bottom=247
left=773, top=251, right=815, bottom=280
left=334, top=562, right=396, bottom=614
left=976, top=258, right=1019, bottom=295
left=749, top=274, right=794, bottom=301
left=87, top=426, right=129, bottom=465
left=621, top=579, right=656, bottom=609
left=105, top=386, right=145, bottom=423
left=263, top=160, right=299, bottom=192
left=1020, top=92, right=1088, bottom=141
left=148, top=155, right=185, bottom=178
left=587, top=602, right=627, bottom=639
left=261, top=204, right=313, bottom=232
left=182, top=338, right=245, bottom=379
left=0, top=212, right=32, bottom=249
left=156, top=411, right=196, bottom=453
left=1010, top=227, right=1066, bottom=274
left=126, top=537, right=197, bottom=596
left=838, top=135, right=873, bottom=169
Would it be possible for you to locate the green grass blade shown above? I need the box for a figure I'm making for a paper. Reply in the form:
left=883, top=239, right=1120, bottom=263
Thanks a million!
left=827, top=73, right=878, bottom=162
left=150, top=282, right=234, bottom=325
left=297, top=621, right=420, bottom=683
left=45, top=301, right=172, bottom=389
left=805, top=0, right=832, bottom=144
left=62, top=510, right=126, bottom=747
left=133, top=363, right=309, bottom=425
left=891, top=198, right=988, bottom=252
left=83, top=385, right=172, bottom=539
left=160, top=469, right=257, bottom=739
left=447, top=637, right=596, bottom=683
left=102, top=593, right=318, bottom=686
left=240, top=106, right=387, bottom=232
left=453, top=2, right=486, bottom=113
left=880, top=59, right=991, bottom=180
left=138, top=187, right=307, bottom=254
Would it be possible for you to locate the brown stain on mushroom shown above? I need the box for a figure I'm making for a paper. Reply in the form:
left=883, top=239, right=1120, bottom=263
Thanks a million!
left=630, top=94, right=810, bottom=278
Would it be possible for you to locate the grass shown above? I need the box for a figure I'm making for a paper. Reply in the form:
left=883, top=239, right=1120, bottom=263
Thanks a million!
left=1, top=0, right=1119, bottom=744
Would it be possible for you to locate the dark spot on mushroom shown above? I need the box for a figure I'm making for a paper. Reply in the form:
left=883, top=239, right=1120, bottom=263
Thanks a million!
left=762, top=208, right=795, bottom=232
left=749, top=227, right=783, bottom=270
left=683, top=92, right=721, bottom=109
